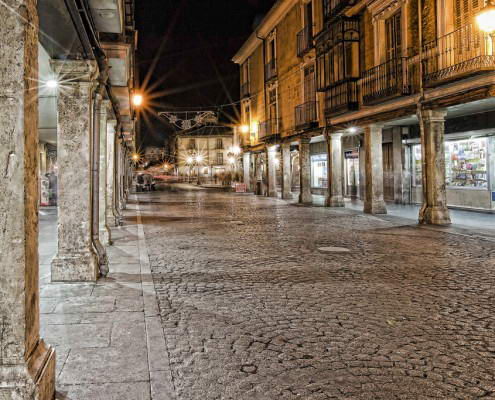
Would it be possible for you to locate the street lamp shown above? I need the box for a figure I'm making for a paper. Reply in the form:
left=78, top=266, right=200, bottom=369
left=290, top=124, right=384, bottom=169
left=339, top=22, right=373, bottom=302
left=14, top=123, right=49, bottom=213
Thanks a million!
left=132, top=93, right=143, bottom=107
left=46, top=79, right=58, bottom=89
left=240, top=124, right=249, bottom=134
left=476, top=2, right=495, bottom=33
left=231, top=145, right=241, bottom=155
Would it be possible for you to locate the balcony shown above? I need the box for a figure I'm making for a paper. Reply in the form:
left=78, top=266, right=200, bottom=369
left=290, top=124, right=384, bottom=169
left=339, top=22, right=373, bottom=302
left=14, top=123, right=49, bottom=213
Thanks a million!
left=423, top=24, right=495, bottom=87
left=240, top=82, right=250, bottom=98
left=295, top=101, right=318, bottom=130
left=324, top=80, right=359, bottom=117
left=265, top=59, right=277, bottom=82
left=259, top=118, right=280, bottom=140
left=361, top=57, right=413, bottom=105
left=297, top=26, right=313, bottom=57
left=323, top=0, right=356, bottom=21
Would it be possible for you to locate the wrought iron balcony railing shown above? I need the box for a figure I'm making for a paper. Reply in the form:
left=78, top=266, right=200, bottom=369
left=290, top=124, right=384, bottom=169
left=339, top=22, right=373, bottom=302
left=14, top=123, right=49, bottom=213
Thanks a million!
left=422, top=24, right=495, bottom=87
left=361, top=57, right=413, bottom=105
left=323, top=0, right=356, bottom=21
left=297, top=25, right=313, bottom=57
left=259, top=118, right=280, bottom=139
left=324, top=80, right=359, bottom=117
left=295, top=101, right=318, bottom=130
left=265, top=59, right=277, bottom=81
left=240, top=82, right=250, bottom=98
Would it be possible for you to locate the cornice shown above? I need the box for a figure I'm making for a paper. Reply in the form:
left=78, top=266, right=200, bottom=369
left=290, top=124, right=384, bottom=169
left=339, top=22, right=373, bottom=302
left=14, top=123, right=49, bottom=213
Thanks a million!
left=232, top=0, right=299, bottom=65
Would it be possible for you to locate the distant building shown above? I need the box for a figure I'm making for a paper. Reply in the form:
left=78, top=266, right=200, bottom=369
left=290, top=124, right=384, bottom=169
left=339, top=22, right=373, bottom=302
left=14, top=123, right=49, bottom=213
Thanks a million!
left=144, top=147, right=167, bottom=162
left=175, top=125, right=236, bottom=181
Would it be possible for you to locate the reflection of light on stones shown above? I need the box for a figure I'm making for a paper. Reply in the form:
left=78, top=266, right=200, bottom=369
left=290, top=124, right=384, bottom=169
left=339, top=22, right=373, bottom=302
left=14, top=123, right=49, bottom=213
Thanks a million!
left=317, top=246, right=350, bottom=253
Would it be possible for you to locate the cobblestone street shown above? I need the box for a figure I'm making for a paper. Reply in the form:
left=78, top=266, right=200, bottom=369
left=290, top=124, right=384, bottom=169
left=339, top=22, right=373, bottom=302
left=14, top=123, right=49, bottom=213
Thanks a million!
left=137, top=187, right=495, bottom=400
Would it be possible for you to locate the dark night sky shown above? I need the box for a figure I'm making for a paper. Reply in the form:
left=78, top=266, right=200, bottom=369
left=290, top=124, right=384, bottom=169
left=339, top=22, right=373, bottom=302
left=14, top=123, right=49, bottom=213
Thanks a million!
left=135, top=0, right=277, bottom=149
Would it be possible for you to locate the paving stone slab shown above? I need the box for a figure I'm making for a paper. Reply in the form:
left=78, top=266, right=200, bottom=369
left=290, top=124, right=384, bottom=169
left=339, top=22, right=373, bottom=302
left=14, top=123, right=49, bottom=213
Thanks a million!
left=41, top=322, right=112, bottom=348
left=56, top=382, right=151, bottom=400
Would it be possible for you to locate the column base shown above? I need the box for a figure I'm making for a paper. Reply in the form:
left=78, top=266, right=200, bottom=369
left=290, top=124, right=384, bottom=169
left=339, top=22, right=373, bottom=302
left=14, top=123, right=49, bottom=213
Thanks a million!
left=364, top=200, right=387, bottom=214
left=100, top=226, right=112, bottom=246
left=267, top=190, right=277, bottom=198
left=0, top=340, right=55, bottom=400
left=51, top=249, right=99, bottom=282
left=299, top=192, right=312, bottom=205
left=106, top=213, right=118, bottom=228
left=422, top=206, right=451, bottom=225
left=325, top=195, right=345, bottom=207
left=282, top=192, right=293, bottom=200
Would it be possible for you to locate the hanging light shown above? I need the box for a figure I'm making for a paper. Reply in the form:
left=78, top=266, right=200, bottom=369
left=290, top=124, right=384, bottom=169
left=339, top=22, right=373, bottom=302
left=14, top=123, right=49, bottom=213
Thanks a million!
left=46, top=79, right=58, bottom=88
left=132, top=93, right=143, bottom=107
left=240, top=124, right=249, bottom=134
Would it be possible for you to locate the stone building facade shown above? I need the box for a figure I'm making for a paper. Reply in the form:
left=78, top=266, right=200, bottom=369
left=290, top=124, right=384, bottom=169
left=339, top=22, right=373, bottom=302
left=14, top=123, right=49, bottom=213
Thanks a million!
left=0, top=0, right=137, bottom=398
left=234, top=0, right=495, bottom=221
left=175, top=126, right=236, bottom=182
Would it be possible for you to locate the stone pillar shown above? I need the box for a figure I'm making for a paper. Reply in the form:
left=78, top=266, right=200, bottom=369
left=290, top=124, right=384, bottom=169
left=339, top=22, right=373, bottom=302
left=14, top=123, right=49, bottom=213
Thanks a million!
left=392, top=127, right=404, bottom=204
left=255, top=153, right=263, bottom=195
left=243, top=152, right=252, bottom=191
left=118, top=142, right=127, bottom=210
left=325, top=132, right=345, bottom=207
left=266, top=146, right=278, bottom=197
left=419, top=109, right=451, bottom=225
left=0, top=0, right=56, bottom=397
left=299, top=137, right=312, bottom=204
left=99, top=100, right=111, bottom=245
left=359, top=144, right=366, bottom=200
left=51, top=60, right=99, bottom=281
left=106, top=119, right=119, bottom=226
left=363, top=124, right=387, bottom=214
left=281, top=142, right=293, bottom=199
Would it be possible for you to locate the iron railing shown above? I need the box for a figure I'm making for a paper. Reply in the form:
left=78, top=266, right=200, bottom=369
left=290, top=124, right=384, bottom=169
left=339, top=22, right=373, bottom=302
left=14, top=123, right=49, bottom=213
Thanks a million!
left=259, top=118, right=280, bottom=139
left=297, top=26, right=313, bottom=57
left=295, top=101, right=318, bottom=129
left=323, top=0, right=356, bottom=20
left=361, top=57, right=412, bottom=105
left=324, top=80, right=359, bottom=117
left=240, top=82, right=250, bottom=98
left=265, top=59, right=277, bottom=81
left=423, top=24, right=495, bottom=86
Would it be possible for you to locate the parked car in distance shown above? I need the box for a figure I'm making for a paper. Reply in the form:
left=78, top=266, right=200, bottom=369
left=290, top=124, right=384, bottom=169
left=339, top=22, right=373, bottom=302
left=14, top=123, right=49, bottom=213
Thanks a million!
left=135, top=173, right=156, bottom=192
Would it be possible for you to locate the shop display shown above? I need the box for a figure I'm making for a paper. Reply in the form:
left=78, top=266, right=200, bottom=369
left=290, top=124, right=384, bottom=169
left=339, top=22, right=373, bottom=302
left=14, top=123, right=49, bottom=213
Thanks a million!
left=412, top=145, right=422, bottom=187
left=311, top=154, right=327, bottom=188
left=445, top=138, right=487, bottom=188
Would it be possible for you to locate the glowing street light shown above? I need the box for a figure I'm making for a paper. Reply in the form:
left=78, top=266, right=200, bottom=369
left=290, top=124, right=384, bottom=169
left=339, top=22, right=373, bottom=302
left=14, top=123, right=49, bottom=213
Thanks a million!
left=231, top=145, right=241, bottom=155
left=476, top=3, right=495, bottom=33
left=132, top=93, right=143, bottom=107
left=46, top=79, right=58, bottom=89
left=240, top=124, right=249, bottom=134
left=227, top=157, right=236, bottom=165
left=195, top=155, right=203, bottom=163
left=186, top=156, right=194, bottom=164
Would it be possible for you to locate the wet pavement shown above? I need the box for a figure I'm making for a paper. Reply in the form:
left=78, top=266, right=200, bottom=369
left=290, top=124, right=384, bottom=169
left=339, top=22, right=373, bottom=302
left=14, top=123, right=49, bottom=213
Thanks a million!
left=137, top=186, right=495, bottom=400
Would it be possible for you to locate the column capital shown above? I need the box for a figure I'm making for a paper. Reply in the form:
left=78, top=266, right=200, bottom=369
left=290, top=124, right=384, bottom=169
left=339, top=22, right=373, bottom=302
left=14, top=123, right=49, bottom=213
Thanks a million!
left=421, top=108, right=447, bottom=122
left=299, top=135, right=311, bottom=144
left=281, top=141, right=291, bottom=149
left=328, top=132, right=343, bottom=140
left=365, top=122, right=385, bottom=131
left=50, top=59, right=98, bottom=84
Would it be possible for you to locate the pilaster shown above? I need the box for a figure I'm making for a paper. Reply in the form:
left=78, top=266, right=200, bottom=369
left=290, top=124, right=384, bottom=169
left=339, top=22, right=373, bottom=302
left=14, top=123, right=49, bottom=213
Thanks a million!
left=363, top=124, right=387, bottom=214
left=0, top=0, right=55, bottom=397
left=50, top=59, right=100, bottom=281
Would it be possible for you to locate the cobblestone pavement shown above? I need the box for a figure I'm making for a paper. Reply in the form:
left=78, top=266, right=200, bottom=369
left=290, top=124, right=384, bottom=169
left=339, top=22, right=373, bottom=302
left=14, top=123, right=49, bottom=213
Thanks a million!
left=137, top=187, right=495, bottom=400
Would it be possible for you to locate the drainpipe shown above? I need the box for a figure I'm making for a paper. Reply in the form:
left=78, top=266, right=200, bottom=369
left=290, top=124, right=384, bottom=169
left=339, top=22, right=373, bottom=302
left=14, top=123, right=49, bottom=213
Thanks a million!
left=92, top=87, right=109, bottom=276
left=416, top=0, right=427, bottom=223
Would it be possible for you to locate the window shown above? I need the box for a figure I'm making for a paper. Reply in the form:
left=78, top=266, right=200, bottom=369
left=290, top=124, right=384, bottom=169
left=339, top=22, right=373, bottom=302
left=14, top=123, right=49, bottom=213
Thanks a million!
left=311, top=154, right=327, bottom=188
left=303, top=64, right=316, bottom=102
left=454, top=0, right=479, bottom=29
left=188, top=139, right=196, bottom=150
left=304, top=1, right=313, bottom=28
left=242, top=61, right=250, bottom=84
left=217, top=152, right=224, bottom=165
left=216, top=138, right=223, bottom=149
left=268, top=87, right=278, bottom=124
left=385, top=12, right=402, bottom=61
left=446, top=138, right=488, bottom=188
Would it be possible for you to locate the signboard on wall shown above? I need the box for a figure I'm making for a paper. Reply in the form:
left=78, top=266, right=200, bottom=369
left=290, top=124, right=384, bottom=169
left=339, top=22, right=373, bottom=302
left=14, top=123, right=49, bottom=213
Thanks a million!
left=235, top=183, right=247, bottom=193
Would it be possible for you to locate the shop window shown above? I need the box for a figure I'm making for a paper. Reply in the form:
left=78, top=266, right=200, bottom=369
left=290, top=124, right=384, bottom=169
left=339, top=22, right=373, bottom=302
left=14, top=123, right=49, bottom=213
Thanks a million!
left=412, top=145, right=423, bottom=187
left=445, top=138, right=488, bottom=188
left=311, top=154, right=327, bottom=188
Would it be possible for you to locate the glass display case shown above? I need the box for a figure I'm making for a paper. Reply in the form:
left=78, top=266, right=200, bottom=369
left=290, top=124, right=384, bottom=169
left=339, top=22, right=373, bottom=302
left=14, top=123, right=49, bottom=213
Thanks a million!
left=445, top=138, right=488, bottom=188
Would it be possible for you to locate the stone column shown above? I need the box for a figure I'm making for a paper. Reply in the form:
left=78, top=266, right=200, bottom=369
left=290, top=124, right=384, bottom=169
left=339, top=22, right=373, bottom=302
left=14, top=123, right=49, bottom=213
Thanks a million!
left=392, top=127, right=404, bottom=204
left=243, top=152, right=252, bottom=191
left=419, top=109, right=451, bottom=225
left=118, top=142, right=127, bottom=210
left=99, top=100, right=111, bottom=245
left=51, top=60, right=99, bottom=281
left=0, top=0, right=55, bottom=397
left=255, top=153, right=263, bottom=195
left=363, top=124, right=387, bottom=214
left=106, top=119, right=119, bottom=226
left=281, top=142, right=293, bottom=199
left=359, top=144, right=366, bottom=200
left=299, top=137, right=312, bottom=204
left=266, top=145, right=278, bottom=197
left=325, top=132, right=345, bottom=207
